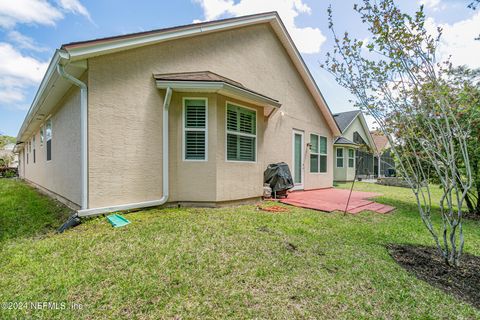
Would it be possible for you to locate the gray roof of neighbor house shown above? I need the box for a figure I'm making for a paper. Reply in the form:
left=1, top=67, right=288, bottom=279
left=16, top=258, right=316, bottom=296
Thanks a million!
left=153, top=71, right=279, bottom=104
left=333, top=110, right=361, bottom=132
left=334, top=137, right=357, bottom=145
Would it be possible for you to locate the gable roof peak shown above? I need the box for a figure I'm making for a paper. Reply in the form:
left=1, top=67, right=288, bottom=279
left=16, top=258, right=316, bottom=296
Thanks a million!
left=17, top=11, right=342, bottom=142
left=333, top=110, right=361, bottom=132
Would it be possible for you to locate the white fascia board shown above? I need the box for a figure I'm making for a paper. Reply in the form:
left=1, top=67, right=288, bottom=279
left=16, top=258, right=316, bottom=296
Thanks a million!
left=16, top=50, right=69, bottom=142
left=221, top=83, right=281, bottom=108
left=155, top=80, right=281, bottom=108
left=333, top=143, right=359, bottom=148
left=358, top=113, right=377, bottom=153
left=156, top=80, right=222, bottom=91
left=341, top=113, right=359, bottom=133
left=67, top=15, right=277, bottom=61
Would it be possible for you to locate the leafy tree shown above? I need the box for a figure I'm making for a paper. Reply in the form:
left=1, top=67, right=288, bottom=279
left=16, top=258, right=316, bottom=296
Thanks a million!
left=323, top=0, right=473, bottom=266
left=448, top=67, right=480, bottom=216
left=0, top=134, right=16, bottom=149
left=0, top=154, right=14, bottom=168
left=393, top=68, right=480, bottom=216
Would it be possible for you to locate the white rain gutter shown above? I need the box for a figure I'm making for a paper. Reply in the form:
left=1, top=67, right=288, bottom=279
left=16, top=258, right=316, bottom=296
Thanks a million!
left=76, top=87, right=172, bottom=217
left=57, top=64, right=88, bottom=210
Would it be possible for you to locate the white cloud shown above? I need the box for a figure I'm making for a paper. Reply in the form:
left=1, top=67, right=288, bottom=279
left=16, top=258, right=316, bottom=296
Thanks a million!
left=425, top=12, right=480, bottom=68
left=420, top=0, right=446, bottom=11
left=0, top=0, right=92, bottom=28
left=57, top=0, right=91, bottom=21
left=193, top=0, right=326, bottom=54
left=7, top=31, right=49, bottom=52
left=0, top=43, right=48, bottom=108
left=0, top=0, right=63, bottom=28
left=0, top=0, right=91, bottom=110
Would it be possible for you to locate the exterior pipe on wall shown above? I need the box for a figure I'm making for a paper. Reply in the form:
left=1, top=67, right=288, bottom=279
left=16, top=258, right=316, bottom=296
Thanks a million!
left=76, top=87, right=173, bottom=217
left=56, top=64, right=88, bottom=210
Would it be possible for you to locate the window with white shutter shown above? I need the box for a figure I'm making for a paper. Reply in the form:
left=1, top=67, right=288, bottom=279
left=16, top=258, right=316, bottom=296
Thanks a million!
left=183, top=98, right=207, bottom=161
left=226, top=103, right=256, bottom=162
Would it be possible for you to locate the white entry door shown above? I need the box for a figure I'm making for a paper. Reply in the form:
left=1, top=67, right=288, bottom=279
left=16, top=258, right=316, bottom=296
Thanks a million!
left=292, top=130, right=304, bottom=190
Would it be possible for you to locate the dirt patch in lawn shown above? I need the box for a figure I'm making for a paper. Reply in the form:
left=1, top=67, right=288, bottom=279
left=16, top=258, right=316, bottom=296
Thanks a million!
left=257, top=205, right=289, bottom=213
left=388, top=244, right=480, bottom=309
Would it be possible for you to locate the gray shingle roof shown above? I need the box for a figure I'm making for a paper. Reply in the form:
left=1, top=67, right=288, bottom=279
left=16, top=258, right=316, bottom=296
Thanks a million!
left=333, top=110, right=361, bottom=132
left=334, top=136, right=357, bottom=145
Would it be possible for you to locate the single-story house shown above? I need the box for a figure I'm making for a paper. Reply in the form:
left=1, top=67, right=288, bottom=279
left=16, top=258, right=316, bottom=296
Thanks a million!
left=15, top=12, right=342, bottom=217
left=332, top=110, right=377, bottom=182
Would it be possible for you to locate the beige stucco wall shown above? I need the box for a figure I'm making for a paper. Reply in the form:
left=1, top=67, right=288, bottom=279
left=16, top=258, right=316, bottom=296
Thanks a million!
left=21, top=86, right=82, bottom=206
left=264, top=106, right=334, bottom=190
left=169, top=92, right=218, bottom=202
left=87, top=23, right=335, bottom=208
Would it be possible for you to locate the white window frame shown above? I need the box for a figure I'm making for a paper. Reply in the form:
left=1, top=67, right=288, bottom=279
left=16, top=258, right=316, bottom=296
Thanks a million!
left=182, top=97, right=208, bottom=162
left=348, top=148, right=355, bottom=168
left=309, top=133, right=328, bottom=174
left=40, top=125, right=44, bottom=147
left=46, top=118, right=52, bottom=162
left=225, top=101, right=257, bottom=163
left=336, top=147, right=344, bottom=168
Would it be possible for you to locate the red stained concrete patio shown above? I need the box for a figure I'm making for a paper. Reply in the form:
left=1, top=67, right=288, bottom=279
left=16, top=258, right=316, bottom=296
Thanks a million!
left=280, top=188, right=395, bottom=214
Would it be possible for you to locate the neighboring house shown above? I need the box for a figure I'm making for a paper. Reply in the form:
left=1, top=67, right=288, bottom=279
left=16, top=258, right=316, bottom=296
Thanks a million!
left=0, top=143, right=18, bottom=168
left=332, top=110, right=377, bottom=182
left=15, top=12, right=341, bottom=216
left=371, top=130, right=396, bottom=177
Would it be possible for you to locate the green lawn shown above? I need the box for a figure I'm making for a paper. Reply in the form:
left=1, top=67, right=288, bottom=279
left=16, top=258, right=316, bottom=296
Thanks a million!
left=0, top=179, right=479, bottom=319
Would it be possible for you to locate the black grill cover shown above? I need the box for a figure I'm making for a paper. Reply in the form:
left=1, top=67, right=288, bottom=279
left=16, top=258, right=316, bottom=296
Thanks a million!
left=264, top=162, right=294, bottom=192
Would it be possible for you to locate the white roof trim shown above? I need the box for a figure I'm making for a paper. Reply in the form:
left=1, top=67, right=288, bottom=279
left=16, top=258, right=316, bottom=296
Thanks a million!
left=65, top=14, right=278, bottom=61
left=340, top=112, right=360, bottom=134
left=155, top=80, right=281, bottom=108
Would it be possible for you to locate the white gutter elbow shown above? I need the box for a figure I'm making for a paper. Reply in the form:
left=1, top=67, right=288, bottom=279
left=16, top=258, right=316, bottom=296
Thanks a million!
left=76, top=86, right=172, bottom=217
left=57, top=64, right=88, bottom=210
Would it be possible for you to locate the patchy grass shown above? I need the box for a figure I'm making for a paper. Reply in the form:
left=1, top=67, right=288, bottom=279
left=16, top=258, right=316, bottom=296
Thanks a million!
left=0, top=179, right=479, bottom=319
left=0, top=178, right=72, bottom=242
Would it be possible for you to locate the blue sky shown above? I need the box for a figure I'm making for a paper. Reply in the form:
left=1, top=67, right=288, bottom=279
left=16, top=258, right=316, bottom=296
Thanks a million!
left=0, top=0, right=478, bottom=137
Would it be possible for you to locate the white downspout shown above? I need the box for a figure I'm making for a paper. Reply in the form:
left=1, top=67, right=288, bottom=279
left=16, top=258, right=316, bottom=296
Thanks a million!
left=76, top=87, right=172, bottom=217
left=57, top=64, right=88, bottom=210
